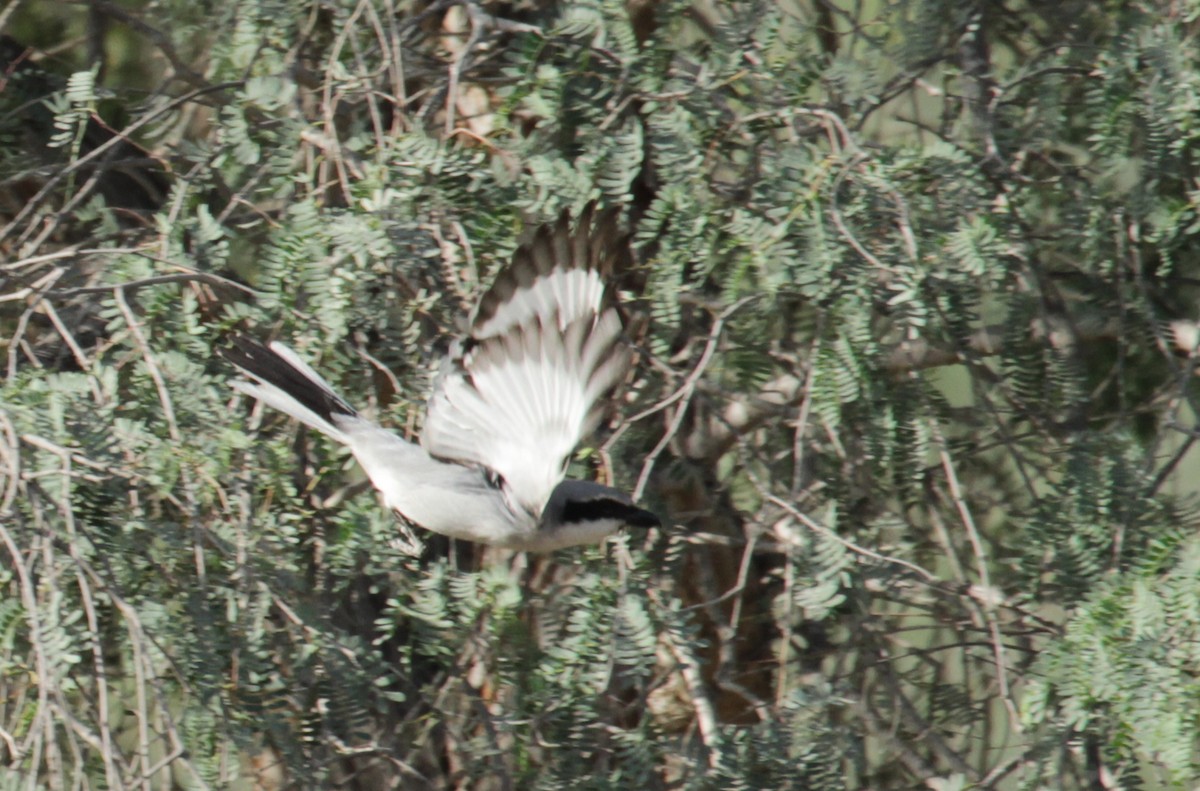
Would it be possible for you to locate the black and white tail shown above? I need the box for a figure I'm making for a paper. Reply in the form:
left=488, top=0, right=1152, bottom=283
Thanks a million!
left=221, top=336, right=358, bottom=444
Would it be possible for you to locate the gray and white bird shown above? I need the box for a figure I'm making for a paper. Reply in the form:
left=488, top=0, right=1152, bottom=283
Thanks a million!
left=222, top=206, right=659, bottom=551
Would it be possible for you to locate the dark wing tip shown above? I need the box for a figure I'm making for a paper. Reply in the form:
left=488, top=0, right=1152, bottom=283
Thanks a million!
left=216, top=334, right=267, bottom=371
left=470, top=203, right=632, bottom=336
left=219, top=334, right=358, bottom=424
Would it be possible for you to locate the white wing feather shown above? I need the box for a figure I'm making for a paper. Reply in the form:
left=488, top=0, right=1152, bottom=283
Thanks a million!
left=422, top=208, right=631, bottom=516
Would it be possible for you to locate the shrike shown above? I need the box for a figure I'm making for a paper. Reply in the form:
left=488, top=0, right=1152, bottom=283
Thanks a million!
left=222, top=205, right=659, bottom=551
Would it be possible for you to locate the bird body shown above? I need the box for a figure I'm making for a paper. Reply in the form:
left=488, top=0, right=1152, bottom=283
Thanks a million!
left=223, top=206, right=659, bottom=551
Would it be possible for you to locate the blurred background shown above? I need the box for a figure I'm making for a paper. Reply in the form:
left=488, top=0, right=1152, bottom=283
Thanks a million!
left=3, top=1, right=1200, bottom=788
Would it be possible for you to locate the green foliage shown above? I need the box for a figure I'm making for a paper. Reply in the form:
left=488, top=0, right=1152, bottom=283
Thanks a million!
left=5, top=0, right=1200, bottom=789
left=1024, top=538, right=1200, bottom=787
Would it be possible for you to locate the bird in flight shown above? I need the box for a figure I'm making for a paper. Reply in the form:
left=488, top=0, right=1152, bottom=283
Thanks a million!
left=222, top=205, right=659, bottom=551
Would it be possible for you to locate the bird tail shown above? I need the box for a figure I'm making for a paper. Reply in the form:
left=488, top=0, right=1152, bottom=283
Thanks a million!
left=221, top=336, right=358, bottom=444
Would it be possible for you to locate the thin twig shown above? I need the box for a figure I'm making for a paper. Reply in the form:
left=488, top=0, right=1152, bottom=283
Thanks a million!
left=931, top=418, right=1021, bottom=732
left=114, top=286, right=180, bottom=442
left=766, top=494, right=939, bottom=583
left=632, top=295, right=760, bottom=500
left=51, top=269, right=258, bottom=298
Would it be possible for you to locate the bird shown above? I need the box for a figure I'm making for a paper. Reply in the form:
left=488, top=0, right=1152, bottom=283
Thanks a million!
left=221, top=205, right=660, bottom=552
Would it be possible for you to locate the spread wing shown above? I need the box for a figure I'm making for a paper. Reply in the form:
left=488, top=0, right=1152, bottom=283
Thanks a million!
left=421, top=205, right=633, bottom=518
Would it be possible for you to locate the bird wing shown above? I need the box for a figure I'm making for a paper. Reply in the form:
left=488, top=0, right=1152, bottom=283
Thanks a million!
left=467, top=204, right=624, bottom=338
left=421, top=205, right=633, bottom=517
